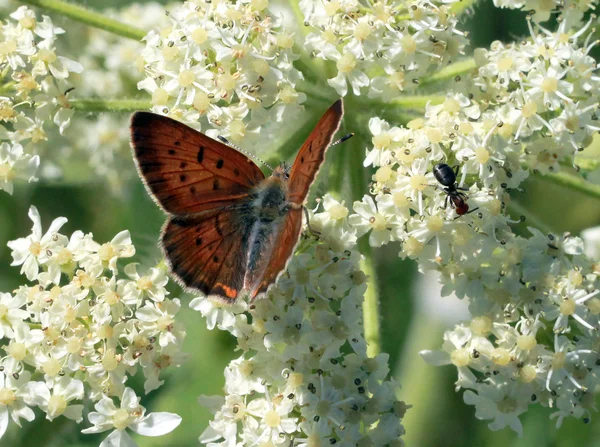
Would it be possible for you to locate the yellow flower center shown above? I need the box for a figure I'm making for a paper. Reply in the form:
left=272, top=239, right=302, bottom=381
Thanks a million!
left=497, top=56, right=513, bottom=72
left=517, top=335, right=537, bottom=350
left=470, top=316, right=492, bottom=335
left=519, top=365, right=537, bottom=383
left=450, top=348, right=470, bottom=367
left=541, top=77, right=558, bottom=93
left=29, top=241, right=42, bottom=256
left=0, top=388, right=16, bottom=405
left=178, top=69, right=195, bottom=87
left=328, top=203, right=348, bottom=220
left=559, top=299, right=576, bottom=316
left=192, top=27, right=208, bottom=44
left=336, top=53, right=356, bottom=73
left=113, top=408, right=131, bottom=430
left=47, top=395, right=67, bottom=419
left=409, top=174, right=428, bottom=191
left=0, top=163, right=14, bottom=181
left=264, top=409, right=281, bottom=428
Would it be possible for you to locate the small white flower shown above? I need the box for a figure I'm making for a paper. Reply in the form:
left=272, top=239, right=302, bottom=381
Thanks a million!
left=7, top=205, right=67, bottom=281
left=82, top=387, right=181, bottom=446
left=0, top=142, right=39, bottom=195
left=28, top=377, right=84, bottom=421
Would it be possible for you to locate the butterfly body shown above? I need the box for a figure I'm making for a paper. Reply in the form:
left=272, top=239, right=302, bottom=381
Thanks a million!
left=131, top=100, right=343, bottom=303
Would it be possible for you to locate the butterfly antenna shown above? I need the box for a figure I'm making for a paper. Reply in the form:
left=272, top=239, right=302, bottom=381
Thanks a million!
left=332, top=133, right=354, bottom=146
left=217, top=135, right=274, bottom=171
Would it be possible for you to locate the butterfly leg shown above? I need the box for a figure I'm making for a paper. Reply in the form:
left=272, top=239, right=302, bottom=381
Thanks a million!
left=301, top=205, right=321, bottom=237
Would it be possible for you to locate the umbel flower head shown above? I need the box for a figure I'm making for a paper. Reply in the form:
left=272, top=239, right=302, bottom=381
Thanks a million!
left=0, top=206, right=185, bottom=445
left=138, top=0, right=306, bottom=146
left=0, top=6, right=82, bottom=194
left=300, top=0, right=468, bottom=98
left=194, top=206, right=408, bottom=446
left=349, top=11, right=600, bottom=435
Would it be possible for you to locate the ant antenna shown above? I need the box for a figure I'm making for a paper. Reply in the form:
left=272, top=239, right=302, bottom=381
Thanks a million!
left=217, top=135, right=274, bottom=171
left=332, top=133, right=354, bottom=146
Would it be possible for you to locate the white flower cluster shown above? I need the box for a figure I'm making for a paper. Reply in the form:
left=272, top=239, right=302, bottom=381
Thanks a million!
left=300, top=0, right=468, bottom=97
left=195, top=206, right=407, bottom=446
left=0, top=6, right=82, bottom=139
left=137, top=0, right=306, bottom=146
left=349, top=20, right=600, bottom=435
left=75, top=2, right=167, bottom=98
left=1, top=206, right=185, bottom=445
left=42, top=3, right=168, bottom=195
left=0, top=6, right=82, bottom=194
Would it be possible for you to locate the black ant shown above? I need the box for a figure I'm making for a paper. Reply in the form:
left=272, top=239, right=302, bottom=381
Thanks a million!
left=433, top=163, right=476, bottom=216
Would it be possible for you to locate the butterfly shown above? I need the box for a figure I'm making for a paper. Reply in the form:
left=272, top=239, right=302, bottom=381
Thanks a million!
left=130, top=100, right=344, bottom=302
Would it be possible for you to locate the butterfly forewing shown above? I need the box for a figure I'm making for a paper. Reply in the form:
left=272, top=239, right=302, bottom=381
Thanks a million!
left=130, top=112, right=265, bottom=215
left=162, top=208, right=252, bottom=302
left=287, top=99, right=344, bottom=204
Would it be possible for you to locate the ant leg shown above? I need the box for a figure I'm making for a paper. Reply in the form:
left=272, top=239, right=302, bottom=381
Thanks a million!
left=456, top=186, right=469, bottom=191
left=452, top=164, right=460, bottom=177
left=443, top=195, right=449, bottom=210
left=453, top=207, right=480, bottom=221
left=303, top=206, right=321, bottom=236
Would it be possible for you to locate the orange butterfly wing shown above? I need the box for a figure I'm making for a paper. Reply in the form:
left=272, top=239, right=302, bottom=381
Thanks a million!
left=247, top=100, right=344, bottom=299
left=162, top=208, right=252, bottom=302
left=130, top=112, right=265, bottom=215
left=287, top=99, right=344, bottom=204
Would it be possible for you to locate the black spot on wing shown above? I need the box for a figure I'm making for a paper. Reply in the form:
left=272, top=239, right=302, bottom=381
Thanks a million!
left=216, top=159, right=224, bottom=169
left=215, top=214, right=223, bottom=236
left=197, top=146, right=205, bottom=163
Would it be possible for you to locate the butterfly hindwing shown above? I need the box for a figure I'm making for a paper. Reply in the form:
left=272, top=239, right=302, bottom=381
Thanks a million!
left=287, top=100, right=344, bottom=204
left=131, top=112, right=265, bottom=215
left=161, top=207, right=252, bottom=302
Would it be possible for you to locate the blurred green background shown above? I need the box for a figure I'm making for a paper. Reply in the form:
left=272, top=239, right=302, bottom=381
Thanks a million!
left=1, top=0, right=600, bottom=446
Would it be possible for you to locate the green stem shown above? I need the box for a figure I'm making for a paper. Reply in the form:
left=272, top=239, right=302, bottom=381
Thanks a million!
left=418, top=58, right=477, bottom=88
left=19, top=0, right=146, bottom=41
left=391, top=95, right=445, bottom=109
left=69, top=98, right=151, bottom=112
left=361, top=243, right=381, bottom=357
left=536, top=171, right=600, bottom=201
left=0, top=81, right=16, bottom=95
